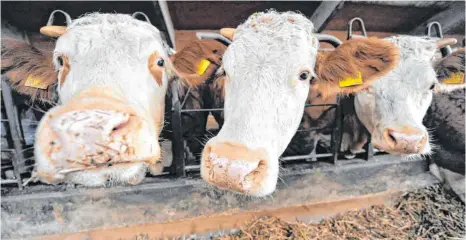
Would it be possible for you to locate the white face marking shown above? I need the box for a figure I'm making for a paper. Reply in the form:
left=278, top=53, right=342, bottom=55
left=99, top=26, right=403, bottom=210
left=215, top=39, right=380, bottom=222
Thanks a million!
left=203, top=11, right=319, bottom=195
left=354, top=36, right=440, bottom=155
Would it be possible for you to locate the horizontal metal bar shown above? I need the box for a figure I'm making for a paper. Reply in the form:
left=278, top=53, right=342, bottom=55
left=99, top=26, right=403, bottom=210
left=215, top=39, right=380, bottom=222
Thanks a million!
left=181, top=108, right=224, bottom=113
left=1, top=179, right=19, bottom=184
left=305, top=103, right=337, bottom=107
left=180, top=104, right=337, bottom=113
left=280, top=153, right=333, bottom=161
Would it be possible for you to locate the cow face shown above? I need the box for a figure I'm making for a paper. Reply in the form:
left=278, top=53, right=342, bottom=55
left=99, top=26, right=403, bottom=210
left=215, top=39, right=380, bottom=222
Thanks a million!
left=1, top=13, right=199, bottom=186
left=198, top=11, right=400, bottom=196
left=354, top=36, right=465, bottom=156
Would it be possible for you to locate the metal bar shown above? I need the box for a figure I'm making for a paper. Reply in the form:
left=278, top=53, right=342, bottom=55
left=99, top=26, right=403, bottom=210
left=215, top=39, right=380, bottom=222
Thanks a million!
left=181, top=108, right=224, bottom=113
left=196, top=32, right=232, bottom=46
left=364, top=139, right=375, bottom=160
left=170, top=82, right=185, bottom=177
left=1, top=79, right=24, bottom=189
left=305, top=103, right=337, bottom=107
left=310, top=1, right=344, bottom=32
left=281, top=153, right=333, bottom=161
left=331, top=96, right=343, bottom=164
left=315, top=34, right=343, bottom=48
left=157, top=0, right=176, bottom=49
left=426, top=21, right=453, bottom=57
left=0, top=179, right=19, bottom=184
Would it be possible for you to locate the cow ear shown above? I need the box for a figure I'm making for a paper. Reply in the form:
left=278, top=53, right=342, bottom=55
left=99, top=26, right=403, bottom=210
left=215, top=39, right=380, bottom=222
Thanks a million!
left=169, top=39, right=228, bottom=87
left=313, top=37, right=400, bottom=97
left=434, top=48, right=465, bottom=92
left=1, top=38, right=57, bottom=101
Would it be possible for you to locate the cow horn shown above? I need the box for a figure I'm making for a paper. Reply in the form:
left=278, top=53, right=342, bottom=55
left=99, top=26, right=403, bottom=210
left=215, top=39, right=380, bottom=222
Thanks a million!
left=220, top=28, right=236, bottom=41
left=437, top=38, right=457, bottom=48
left=40, top=26, right=67, bottom=37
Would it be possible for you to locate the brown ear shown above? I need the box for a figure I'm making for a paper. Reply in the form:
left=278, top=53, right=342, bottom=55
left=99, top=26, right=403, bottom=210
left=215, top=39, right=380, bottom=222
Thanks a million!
left=170, top=39, right=227, bottom=87
left=313, top=37, right=400, bottom=97
left=1, top=38, right=57, bottom=101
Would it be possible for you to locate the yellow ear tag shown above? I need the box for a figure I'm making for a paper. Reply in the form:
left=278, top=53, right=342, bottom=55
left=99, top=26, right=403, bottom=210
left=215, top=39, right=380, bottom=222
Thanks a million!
left=197, top=59, right=211, bottom=76
left=25, top=75, right=48, bottom=89
left=339, top=72, right=363, bottom=88
left=443, top=72, right=465, bottom=84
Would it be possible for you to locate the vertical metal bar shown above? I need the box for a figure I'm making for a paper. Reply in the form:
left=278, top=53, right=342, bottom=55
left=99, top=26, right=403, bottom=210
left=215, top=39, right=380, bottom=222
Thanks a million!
left=1, top=79, right=24, bottom=189
left=157, top=0, right=176, bottom=50
left=364, top=138, right=374, bottom=160
left=331, top=97, right=342, bottom=164
left=170, top=82, right=185, bottom=177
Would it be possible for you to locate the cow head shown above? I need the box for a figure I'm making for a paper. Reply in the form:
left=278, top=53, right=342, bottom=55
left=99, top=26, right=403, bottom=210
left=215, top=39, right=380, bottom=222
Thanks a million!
left=1, top=13, right=204, bottom=186
left=198, top=11, right=400, bottom=196
left=354, top=36, right=465, bottom=156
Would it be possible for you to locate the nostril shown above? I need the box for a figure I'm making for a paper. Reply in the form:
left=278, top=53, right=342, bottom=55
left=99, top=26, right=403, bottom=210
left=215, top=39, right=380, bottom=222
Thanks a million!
left=383, top=129, right=397, bottom=148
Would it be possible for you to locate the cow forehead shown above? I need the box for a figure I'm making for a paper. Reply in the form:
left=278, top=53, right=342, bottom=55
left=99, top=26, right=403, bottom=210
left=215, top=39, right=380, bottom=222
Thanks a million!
left=224, top=11, right=318, bottom=77
left=384, top=36, right=437, bottom=60
left=55, top=13, right=167, bottom=59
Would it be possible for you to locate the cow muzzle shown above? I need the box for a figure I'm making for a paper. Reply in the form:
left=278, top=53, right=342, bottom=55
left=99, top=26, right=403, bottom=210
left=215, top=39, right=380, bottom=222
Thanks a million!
left=34, top=92, right=162, bottom=185
left=373, top=126, right=428, bottom=154
left=201, top=141, right=272, bottom=196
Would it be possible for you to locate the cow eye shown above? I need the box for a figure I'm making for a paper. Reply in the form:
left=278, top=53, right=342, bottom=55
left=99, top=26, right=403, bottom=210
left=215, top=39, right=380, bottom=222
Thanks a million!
left=56, top=56, right=64, bottom=67
left=299, top=71, right=311, bottom=81
left=156, top=58, right=165, bottom=67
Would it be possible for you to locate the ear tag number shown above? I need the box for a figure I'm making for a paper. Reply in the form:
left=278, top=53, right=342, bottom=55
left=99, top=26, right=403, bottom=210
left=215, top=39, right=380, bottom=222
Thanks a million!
left=25, top=75, right=48, bottom=89
left=443, top=72, right=465, bottom=84
left=339, top=72, right=363, bottom=88
left=197, top=59, right=211, bottom=76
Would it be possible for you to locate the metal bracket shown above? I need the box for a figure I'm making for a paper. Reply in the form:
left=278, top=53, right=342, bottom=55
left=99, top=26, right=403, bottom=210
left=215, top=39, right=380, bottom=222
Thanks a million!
left=46, top=10, right=72, bottom=26
left=347, top=17, right=367, bottom=40
left=426, top=21, right=452, bottom=57
left=196, top=32, right=232, bottom=46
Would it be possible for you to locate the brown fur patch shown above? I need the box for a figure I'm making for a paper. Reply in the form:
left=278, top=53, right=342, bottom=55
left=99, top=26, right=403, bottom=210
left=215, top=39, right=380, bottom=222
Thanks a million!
left=1, top=38, right=57, bottom=101
left=171, top=39, right=227, bottom=87
left=148, top=51, right=164, bottom=86
left=314, top=37, right=400, bottom=98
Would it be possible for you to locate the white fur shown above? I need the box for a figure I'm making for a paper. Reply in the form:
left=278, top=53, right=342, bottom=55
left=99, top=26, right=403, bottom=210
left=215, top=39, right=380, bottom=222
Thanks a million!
left=354, top=36, right=463, bottom=156
left=202, top=11, right=319, bottom=196
left=34, top=13, right=171, bottom=186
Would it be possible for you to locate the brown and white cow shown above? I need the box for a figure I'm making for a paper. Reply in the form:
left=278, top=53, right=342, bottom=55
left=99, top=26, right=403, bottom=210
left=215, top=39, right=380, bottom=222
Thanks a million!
left=1, top=12, right=212, bottom=186
left=171, top=11, right=400, bottom=196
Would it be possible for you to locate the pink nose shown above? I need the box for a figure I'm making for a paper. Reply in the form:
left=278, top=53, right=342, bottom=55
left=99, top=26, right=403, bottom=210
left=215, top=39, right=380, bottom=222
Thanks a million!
left=201, top=141, right=268, bottom=194
left=383, top=127, right=427, bottom=153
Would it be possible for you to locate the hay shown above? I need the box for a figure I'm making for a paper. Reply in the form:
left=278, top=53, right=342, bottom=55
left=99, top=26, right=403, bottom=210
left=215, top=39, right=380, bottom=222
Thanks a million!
left=217, top=185, right=465, bottom=240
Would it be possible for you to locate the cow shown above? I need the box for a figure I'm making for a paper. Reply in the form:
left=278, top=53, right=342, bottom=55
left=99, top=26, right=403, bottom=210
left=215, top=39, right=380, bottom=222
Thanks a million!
left=1, top=12, right=216, bottom=187
left=173, top=11, right=400, bottom=197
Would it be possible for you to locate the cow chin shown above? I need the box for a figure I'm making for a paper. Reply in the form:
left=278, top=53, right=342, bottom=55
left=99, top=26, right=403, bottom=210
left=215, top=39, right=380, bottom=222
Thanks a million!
left=33, top=88, right=162, bottom=187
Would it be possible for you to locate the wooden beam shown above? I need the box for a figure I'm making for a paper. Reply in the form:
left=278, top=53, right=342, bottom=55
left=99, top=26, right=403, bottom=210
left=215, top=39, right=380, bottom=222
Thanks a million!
left=310, top=1, right=344, bottom=32
left=410, top=2, right=465, bottom=35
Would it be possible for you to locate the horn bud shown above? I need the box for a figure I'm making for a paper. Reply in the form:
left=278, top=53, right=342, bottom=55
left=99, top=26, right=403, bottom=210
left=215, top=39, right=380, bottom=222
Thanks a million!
left=220, top=28, right=236, bottom=41
left=40, top=26, right=67, bottom=37
left=437, top=38, right=457, bottom=48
